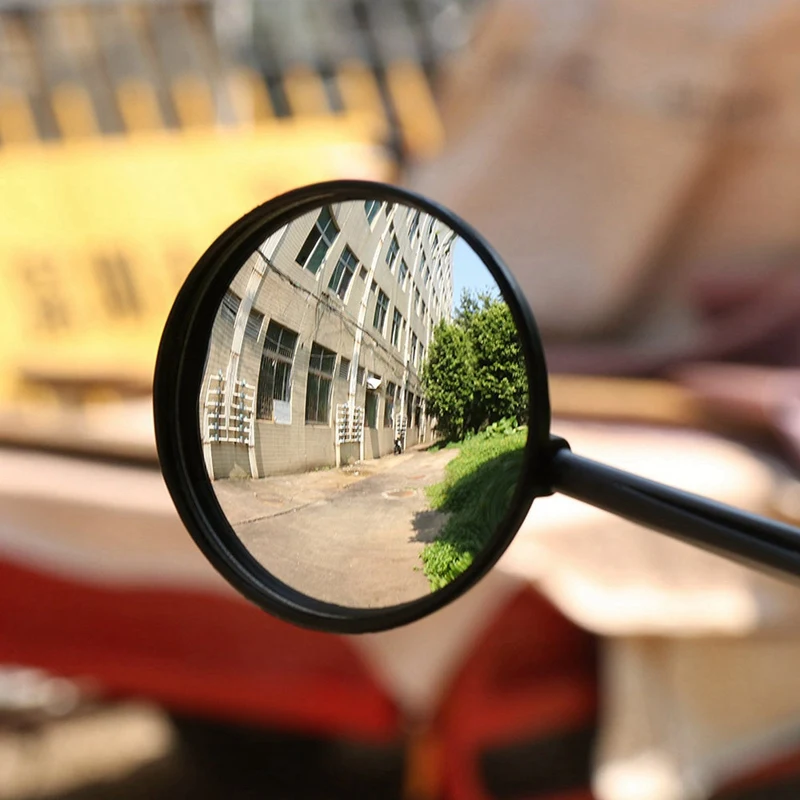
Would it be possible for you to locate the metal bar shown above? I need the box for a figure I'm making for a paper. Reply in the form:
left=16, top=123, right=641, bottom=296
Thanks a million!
left=550, top=447, right=800, bottom=582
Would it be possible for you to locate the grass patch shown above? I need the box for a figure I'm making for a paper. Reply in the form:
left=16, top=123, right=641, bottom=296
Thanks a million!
left=420, top=427, right=527, bottom=590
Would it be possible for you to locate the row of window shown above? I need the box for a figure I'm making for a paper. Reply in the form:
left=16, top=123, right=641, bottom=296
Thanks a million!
left=364, top=381, right=423, bottom=430
left=383, top=223, right=448, bottom=319
left=294, top=206, right=449, bottom=331
left=222, top=267, right=427, bottom=382
left=370, top=286, right=425, bottom=368
left=218, top=294, right=425, bottom=429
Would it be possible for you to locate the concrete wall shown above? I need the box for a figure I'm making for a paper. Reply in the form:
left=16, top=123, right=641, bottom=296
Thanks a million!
left=201, top=200, right=455, bottom=480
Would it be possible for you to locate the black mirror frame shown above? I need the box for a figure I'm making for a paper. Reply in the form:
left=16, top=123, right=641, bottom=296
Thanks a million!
left=153, top=179, right=555, bottom=634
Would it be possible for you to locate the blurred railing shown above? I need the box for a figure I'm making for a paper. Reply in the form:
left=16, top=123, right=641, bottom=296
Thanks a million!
left=0, top=0, right=478, bottom=149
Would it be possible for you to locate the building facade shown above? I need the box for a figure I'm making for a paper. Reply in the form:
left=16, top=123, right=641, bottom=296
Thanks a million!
left=201, top=200, right=456, bottom=479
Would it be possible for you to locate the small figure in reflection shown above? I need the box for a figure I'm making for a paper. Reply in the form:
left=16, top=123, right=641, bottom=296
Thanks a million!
left=394, top=433, right=404, bottom=455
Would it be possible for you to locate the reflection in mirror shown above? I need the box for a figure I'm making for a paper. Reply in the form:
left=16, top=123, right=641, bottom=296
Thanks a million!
left=200, top=199, right=529, bottom=609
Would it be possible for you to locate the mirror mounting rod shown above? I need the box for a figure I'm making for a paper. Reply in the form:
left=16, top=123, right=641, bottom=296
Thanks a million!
left=549, top=446, right=800, bottom=581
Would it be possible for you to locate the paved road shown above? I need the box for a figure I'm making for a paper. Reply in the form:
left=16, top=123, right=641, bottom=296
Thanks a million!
left=213, top=447, right=459, bottom=608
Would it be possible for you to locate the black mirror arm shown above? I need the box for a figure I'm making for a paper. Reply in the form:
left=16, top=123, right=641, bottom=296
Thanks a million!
left=547, top=442, right=800, bottom=581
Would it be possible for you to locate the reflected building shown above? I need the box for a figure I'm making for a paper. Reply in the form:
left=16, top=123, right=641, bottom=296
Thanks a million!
left=202, top=202, right=456, bottom=479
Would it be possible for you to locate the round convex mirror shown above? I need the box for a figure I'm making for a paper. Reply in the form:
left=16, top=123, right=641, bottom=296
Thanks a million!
left=155, top=182, right=552, bottom=633
left=159, top=183, right=800, bottom=632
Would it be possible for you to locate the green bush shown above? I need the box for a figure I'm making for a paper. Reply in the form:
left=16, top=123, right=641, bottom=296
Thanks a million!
left=484, top=416, right=520, bottom=438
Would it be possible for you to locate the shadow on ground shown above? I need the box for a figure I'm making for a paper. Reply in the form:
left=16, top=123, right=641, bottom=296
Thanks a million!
left=414, top=446, right=525, bottom=590
left=407, top=508, right=449, bottom=544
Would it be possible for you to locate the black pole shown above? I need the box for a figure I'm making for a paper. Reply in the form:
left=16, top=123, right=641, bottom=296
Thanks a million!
left=549, top=447, right=800, bottom=581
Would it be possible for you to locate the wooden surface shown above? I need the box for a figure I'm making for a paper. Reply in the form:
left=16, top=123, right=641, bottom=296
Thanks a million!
left=549, top=375, right=706, bottom=427
left=0, top=398, right=156, bottom=462
left=502, top=418, right=800, bottom=636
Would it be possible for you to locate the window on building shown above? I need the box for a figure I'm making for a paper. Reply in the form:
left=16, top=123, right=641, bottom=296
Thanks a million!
left=406, top=391, right=414, bottom=426
left=327, top=246, right=358, bottom=301
left=421, top=300, right=427, bottom=323
left=359, top=266, right=368, bottom=281
left=414, top=287, right=421, bottom=314
left=433, top=233, right=439, bottom=252
left=423, top=265, right=431, bottom=287
left=385, top=202, right=395, bottom=216
left=365, top=388, right=379, bottom=428
left=220, top=290, right=240, bottom=324
left=257, top=321, right=298, bottom=420
left=385, top=234, right=400, bottom=272
left=357, top=366, right=365, bottom=386
left=391, top=309, right=403, bottom=348
left=384, top=382, right=397, bottom=428
left=296, top=207, right=338, bottom=275
left=409, top=210, right=420, bottom=240
left=364, top=199, right=381, bottom=224
left=338, top=357, right=351, bottom=381
left=305, top=342, right=336, bottom=424
left=245, top=308, right=264, bottom=340
left=419, top=344, right=425, bottom=366
left=373, top=289, right=389, bottom=333
left=93, top=251, right=140, bottom=318
left=398, top=259, right=408, bottom=290
left=309, top=342, right=336, bottom=375
left=410, top=333, right=418, bottom=366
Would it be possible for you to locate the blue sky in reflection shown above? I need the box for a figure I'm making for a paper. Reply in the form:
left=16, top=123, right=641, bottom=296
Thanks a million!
left=451, top=236, right=501, bottom=315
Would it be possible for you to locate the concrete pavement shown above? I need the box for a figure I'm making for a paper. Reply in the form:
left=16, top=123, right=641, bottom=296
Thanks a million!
left=213, top=447, right=459, bottom=608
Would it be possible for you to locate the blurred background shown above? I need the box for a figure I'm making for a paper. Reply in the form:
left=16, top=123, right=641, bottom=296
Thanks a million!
left=4, top=0, right=800, bottom=798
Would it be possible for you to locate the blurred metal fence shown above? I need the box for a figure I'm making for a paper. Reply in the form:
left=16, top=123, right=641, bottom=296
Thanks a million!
left=0, top=0, right=480, bottom=153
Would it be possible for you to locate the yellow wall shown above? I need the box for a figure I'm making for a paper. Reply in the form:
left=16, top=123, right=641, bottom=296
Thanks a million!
left=0, top=116, right=392, bottom=407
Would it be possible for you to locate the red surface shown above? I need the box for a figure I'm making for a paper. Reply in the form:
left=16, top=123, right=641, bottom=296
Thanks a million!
left=0, top=558, right=400, bottom=741
left=434, top=587, right=598, bottom=800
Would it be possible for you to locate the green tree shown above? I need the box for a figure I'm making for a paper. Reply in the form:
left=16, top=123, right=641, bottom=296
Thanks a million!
left=469, top=301, right=527, bottom=427
left=421, top=320, right=474, bottom=440
left=454, top=288, right=497, bottom=331
left=422, top=292, right=526, bottom=439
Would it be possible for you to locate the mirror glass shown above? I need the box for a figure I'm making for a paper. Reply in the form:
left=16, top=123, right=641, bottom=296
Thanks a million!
left=199, top=199, right=529, bottom=609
